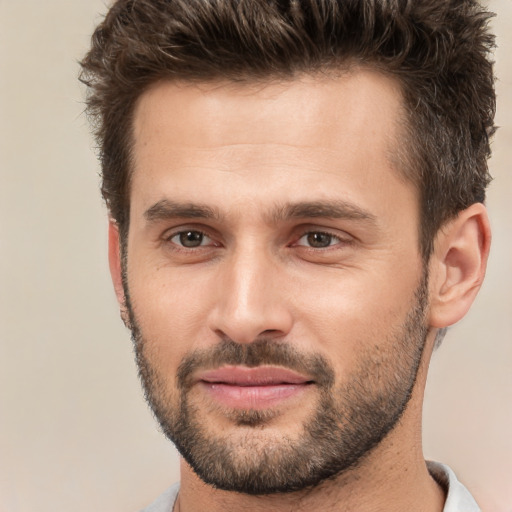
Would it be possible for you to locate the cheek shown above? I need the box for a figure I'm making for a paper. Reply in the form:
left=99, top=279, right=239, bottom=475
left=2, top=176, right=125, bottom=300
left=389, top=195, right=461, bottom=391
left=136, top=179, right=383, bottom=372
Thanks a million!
left=127, top=261, right=217, bottom=363
left=289, top=262, right=422, bottom=361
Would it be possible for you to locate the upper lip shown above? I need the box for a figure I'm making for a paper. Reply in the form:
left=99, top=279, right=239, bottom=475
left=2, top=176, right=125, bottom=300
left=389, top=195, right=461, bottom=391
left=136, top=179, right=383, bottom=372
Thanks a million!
left=197, top=366, right=313, bottom=386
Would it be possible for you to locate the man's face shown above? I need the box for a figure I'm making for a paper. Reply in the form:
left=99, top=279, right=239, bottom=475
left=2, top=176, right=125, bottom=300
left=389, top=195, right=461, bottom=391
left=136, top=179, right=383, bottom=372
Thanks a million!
left=119, top=70, right=429, bottom=493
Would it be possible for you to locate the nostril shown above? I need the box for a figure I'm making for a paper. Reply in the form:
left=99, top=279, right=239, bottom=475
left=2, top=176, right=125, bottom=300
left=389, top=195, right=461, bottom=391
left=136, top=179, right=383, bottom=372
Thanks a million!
left=208, top=298, right=294, bottom=344
left=212, top=328, right=286, bottom=345
left=261, top=329, right=282, bottom=337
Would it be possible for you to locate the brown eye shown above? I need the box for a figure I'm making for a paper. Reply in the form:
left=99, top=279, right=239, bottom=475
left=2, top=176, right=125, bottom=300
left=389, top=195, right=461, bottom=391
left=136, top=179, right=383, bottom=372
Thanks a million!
left=307, top=232, right=333, bottom=247
left=297, top=232, right=338, bottom=248
left=170, top=230, right=209, bottom=248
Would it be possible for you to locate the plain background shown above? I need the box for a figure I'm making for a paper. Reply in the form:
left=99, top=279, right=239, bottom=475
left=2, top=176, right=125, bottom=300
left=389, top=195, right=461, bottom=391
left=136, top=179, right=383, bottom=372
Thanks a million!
left=0, top=1, right=511, bottom=511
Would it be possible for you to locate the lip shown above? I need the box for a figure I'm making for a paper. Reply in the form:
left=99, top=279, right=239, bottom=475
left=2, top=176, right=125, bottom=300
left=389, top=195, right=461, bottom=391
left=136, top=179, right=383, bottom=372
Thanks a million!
left=196, top=366, right=314, bottom=409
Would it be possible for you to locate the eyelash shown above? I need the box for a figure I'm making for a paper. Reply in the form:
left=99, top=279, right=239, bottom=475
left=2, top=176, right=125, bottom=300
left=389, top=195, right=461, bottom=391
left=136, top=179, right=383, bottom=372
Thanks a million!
left=163, top=228, right=349, bottom=251
left=294, top=231, right=346, bottom=249
left=165, top=229, right=216, bottom=249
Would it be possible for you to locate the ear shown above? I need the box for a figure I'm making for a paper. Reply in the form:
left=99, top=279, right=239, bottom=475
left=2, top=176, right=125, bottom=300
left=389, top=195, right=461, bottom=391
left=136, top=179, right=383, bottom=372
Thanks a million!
left=108, top=220, right=130, bottom=327
left=428, top=203, right=491, bottom=328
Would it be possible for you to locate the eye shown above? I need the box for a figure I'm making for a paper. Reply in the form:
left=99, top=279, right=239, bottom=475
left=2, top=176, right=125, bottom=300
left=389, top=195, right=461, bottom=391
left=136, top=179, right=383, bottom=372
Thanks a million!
left=169, top=230, right=213, bottom=248
left=296, top=231, right=341, bottom=248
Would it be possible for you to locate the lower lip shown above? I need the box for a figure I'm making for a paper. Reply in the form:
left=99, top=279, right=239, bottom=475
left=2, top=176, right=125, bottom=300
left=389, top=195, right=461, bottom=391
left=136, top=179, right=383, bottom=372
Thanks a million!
left=199, top=382, right=311, bottom=409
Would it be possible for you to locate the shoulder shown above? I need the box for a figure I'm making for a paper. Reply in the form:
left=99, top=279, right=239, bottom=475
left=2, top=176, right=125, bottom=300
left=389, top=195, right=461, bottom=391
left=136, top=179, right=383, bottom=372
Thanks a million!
left=427, top=461, right=481, bottom=512
left=139, top=482, right=180, bottom=512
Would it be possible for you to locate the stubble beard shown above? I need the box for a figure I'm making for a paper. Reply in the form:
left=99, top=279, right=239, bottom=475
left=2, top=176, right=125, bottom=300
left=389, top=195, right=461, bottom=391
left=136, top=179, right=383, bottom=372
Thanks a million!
left=124, top=271, right=429, bottom=495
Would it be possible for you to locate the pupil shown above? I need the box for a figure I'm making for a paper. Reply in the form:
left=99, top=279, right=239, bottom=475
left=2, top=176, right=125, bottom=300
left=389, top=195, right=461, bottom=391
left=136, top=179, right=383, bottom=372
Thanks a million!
left=180, top=231, right=203, bottom=247
left=307, top=232, right=331, bottom=248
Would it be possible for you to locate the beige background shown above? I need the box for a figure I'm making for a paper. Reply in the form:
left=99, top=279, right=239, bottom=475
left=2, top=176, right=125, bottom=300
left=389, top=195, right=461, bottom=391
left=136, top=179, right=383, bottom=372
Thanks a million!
left=0, top=1, right=510, bottom=511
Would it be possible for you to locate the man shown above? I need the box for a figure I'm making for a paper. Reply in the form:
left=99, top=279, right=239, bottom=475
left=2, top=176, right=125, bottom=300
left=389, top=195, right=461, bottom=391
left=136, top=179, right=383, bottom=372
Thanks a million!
left=81, top=1, right=495, bottom=510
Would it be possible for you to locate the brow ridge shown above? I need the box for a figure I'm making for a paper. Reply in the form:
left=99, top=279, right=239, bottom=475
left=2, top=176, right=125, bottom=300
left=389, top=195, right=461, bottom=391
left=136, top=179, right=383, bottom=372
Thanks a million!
left=143, top=198, right=376, bottom=226
left=270, top=200, right=377, bottom=224
left=144, top=199, right=222, bottom=222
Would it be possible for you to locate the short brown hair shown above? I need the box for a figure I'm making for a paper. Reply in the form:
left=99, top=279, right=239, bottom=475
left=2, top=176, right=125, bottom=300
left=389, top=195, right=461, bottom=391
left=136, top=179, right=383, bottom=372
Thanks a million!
left=80, top=0, right=496, bottom=259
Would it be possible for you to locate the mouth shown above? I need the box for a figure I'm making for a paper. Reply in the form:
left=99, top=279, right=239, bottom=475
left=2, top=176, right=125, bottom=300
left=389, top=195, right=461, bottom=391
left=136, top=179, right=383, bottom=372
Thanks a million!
left=196, top=365, right=315, bottom=410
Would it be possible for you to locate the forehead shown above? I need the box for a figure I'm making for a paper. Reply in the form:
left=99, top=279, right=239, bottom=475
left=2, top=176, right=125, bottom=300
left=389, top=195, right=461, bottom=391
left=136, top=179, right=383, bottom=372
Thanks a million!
left=132, top=69, right=404, bottom=154
left=130, top=70, right=413, bottom=221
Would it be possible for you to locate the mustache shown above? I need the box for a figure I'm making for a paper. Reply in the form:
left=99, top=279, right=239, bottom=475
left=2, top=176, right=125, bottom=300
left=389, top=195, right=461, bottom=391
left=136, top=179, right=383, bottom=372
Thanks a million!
left=176, top=338, right=335, bottom=390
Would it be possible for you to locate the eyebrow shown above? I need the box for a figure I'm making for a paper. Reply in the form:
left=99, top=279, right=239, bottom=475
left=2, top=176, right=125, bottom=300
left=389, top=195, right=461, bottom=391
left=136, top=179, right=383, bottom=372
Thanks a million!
left=270, top=201, right=377, bottom=224
left=144, top=200, right=222, bottom=222
left=144, top=199, right=377, bottom=226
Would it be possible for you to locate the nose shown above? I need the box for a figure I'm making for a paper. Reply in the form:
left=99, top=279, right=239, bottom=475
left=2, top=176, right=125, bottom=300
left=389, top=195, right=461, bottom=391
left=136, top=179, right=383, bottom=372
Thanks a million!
left=207, top=246, right=293, bottom=344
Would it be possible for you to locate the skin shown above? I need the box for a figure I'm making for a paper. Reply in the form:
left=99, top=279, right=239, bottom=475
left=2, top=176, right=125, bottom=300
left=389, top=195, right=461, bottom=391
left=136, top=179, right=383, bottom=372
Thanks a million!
left=108, top=69, right=491, bottom=511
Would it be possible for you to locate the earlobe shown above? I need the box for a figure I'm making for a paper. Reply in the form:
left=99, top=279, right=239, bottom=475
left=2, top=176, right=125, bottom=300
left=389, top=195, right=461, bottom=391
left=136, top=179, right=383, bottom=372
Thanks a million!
left=428, top=203, right=491, bottom=329
left=108, top=220, right=130, bottom=327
